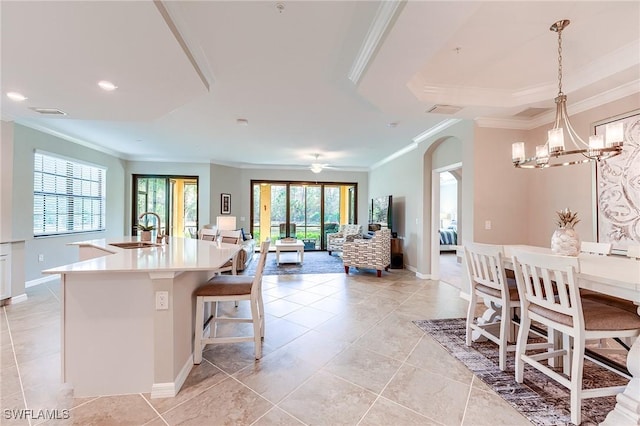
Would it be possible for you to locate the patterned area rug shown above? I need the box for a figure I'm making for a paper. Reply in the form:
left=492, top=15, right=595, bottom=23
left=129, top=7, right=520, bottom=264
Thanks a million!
left=413, top=318, right=627, bottom=426
left=243, top=251, right=345, bottom=275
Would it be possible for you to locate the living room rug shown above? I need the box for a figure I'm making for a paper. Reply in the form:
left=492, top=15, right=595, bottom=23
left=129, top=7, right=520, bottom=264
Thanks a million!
left=413, top=318, right=627, bottom=426
left=242, top=251, right=345, bottom=275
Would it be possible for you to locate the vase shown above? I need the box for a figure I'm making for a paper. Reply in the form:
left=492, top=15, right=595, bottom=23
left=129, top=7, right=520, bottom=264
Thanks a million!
left=551, top=227, right=580, bottom=256
left=141, top=231, right=152, bottom=242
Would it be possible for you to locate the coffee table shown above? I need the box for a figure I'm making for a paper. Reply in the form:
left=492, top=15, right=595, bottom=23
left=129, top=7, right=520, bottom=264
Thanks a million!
left=275, top=239, right=304, bottom=265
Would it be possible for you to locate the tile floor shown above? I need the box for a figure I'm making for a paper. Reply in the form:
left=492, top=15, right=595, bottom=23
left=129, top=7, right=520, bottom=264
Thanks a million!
left=1, top=263, right=532, bottom=425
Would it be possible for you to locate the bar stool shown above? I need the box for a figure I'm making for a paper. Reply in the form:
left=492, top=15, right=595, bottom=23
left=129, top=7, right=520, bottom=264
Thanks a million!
left=193, top=240, right=270, bottom=362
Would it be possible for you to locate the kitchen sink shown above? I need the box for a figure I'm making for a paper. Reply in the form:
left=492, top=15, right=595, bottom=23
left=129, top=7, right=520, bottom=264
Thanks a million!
left=109, top=241, right=160, bottom=249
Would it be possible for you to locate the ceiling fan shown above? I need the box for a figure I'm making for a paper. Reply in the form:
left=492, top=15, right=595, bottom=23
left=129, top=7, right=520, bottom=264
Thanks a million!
left=309, top=154, right=335, bottom=173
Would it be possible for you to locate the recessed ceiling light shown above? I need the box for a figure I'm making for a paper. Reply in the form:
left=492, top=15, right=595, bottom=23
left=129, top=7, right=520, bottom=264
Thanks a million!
left=387, top=122, right=398, bottom=128
left=7, top=92, right=28, bottom=102
left=236, top=118, right=249, bottom=126
left=98, top=80, right=118, bottom=91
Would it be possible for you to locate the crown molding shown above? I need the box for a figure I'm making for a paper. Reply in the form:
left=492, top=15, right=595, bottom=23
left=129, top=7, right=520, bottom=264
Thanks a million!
left=348, top=0, right=403, bottom=85
left=476, top=79, right=640, bottom=130
left=412, top=119, right=461, bottom=143
left=371, top=118, right=462, bottom=170
left=15, top=120, right=124, bottom=158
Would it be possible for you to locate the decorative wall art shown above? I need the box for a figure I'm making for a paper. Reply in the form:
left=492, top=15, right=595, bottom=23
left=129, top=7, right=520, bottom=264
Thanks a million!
left=594, top=109, right=640, bottom=254
left=221, top=193, right=231, bottom=215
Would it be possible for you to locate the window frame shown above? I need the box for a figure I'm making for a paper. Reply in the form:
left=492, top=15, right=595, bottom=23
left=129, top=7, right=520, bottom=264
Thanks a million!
left=33, top=150, right=107, bottom=237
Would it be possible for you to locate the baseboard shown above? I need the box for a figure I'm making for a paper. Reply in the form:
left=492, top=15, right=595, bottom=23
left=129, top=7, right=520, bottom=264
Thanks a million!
left=150, top=353, right=193, bottom=399
left=458, top=290, right=470, bottom=301
left=26, top=275, right=59, bottom=288
left=415, top=271, right=434, bottom=280
left=4, top=293, right=28, bottom=305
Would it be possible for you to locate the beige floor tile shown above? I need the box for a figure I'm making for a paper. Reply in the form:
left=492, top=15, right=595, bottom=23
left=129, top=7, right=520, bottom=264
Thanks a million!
left=252, top=407, right=305, bottom=425
left=354, top=312, right=425, bottom=361
left=1, top=363, right=24, bottom=398
left=264, top=286, right=301, bottom=299
left=278, top=371, right=377, bottom=425
left=322, top=345, right=402, bottom=394
left=142, top=360, right=228, bottom=414
left=233, top=350, right=319, bottom=403
left=307, top=295, right=351, bottom=314
left=4, top=268, right=542, bottom=426
left=281, top=306, right=335, bottom=329
left=262, top=317, right=310, bottom=349
left=40, top=394, right=158, bottom=426
left=263, top=299, right=304, bottom=317
left=0, top=391, right=29, bottom=426
left=303, top=283, right=342, bottom=297
left=359, top=396, right=442, bottom=426
left=162, top=377, right=273, bottom=425
left=277, top=329, right=348, bottom=368
left=394, top=293, right=442, bottom=318
left=202, top=342, right=264, bottom=375
left=382, top=364, right=470, bottom=426
left=17, top=352, right=60, bottom=391
left=282, top=291, right=326, bottom=306
left=463, top=387, right=531, bottom=426
left=142, top=416, right=169, bottom=426
left=405, top=336, right=474, bottom=384
left=470, top=374, right=494, bottom=393
left=314, top=313, right=377, bottom=344
left=23, top=382, right=96, bottom=419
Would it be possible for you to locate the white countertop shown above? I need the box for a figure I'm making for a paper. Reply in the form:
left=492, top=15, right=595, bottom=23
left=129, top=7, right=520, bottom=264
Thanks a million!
left=43, top=236, right=241, bottom=274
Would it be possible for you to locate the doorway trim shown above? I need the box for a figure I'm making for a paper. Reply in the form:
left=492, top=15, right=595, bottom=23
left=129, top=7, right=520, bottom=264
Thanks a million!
left=431, top=162, right=462, bottom=281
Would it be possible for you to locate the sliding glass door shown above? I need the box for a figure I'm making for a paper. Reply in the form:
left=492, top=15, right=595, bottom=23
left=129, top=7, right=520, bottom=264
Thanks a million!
left=251, top=180, right=357, bottom=250
left=132, top=175, right=199, bottom=238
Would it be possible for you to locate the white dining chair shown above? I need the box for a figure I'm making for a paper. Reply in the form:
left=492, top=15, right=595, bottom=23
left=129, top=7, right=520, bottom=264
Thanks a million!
left=512, top=250, right=640, bottom=425
left=198, top=226, right=218, bottom=241
left=464, top=242, right=519, bottom=371
left=580, top=241, right=611, bottom=255
left=193, top=240, right=270, bottom=362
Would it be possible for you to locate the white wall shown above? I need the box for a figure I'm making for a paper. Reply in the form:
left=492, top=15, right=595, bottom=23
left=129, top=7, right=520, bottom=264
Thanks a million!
left=525, top=94, right=639, bottom=247
left=369, top=120, right=475, bottom=275
left=1, top=121, right=14, bottom=243
left=369, top=94, right=639, bottom=279
left=11, top=124, right=126, bottom=282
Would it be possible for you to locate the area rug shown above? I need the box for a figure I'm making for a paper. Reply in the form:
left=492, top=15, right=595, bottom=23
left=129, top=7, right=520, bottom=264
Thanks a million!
left=242, top=251, right=345, bottom=275
left=413, top=318, right=627, bottom=426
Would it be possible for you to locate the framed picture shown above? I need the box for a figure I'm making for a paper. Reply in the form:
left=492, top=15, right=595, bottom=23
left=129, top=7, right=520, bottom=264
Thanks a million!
left=594, top=109, right=640, bottom=254
left=221, top=193, right=231, bottom=215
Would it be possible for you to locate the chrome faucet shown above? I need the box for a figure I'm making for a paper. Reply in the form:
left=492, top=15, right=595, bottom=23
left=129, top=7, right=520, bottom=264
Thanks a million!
left=139, top=212, right=164, bottom=243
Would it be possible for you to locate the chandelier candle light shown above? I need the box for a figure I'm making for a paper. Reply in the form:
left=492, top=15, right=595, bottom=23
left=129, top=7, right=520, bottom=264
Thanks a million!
left=512, top=20, right=625, bottom=169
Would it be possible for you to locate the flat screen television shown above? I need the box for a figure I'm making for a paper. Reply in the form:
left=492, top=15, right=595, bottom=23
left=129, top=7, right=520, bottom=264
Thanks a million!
left=370, top=195, right=392, bottom=232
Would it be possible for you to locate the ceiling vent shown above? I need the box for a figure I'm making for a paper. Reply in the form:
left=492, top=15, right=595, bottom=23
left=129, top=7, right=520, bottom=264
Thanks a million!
left=427, top=104, right=463, bottom=115
left=29, top=107, right=67, bottom=115
left=513, top=107, right=550, bottom=118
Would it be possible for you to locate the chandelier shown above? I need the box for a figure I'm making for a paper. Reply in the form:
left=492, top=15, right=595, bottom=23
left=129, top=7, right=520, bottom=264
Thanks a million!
left=511, top=20, right=625, bottom=169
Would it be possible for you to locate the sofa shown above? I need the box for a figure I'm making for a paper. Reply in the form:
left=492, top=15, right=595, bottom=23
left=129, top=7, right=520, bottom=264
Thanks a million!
left=236, top=234, right=256, bottom=272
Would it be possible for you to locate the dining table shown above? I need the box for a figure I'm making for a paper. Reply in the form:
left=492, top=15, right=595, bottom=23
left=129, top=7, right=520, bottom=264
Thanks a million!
left=502, top=245, right=640, bottom=426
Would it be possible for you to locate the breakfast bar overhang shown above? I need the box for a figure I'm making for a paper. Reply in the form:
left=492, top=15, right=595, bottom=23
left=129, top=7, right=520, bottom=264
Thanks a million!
left=43, top=236, right=241, bottom=398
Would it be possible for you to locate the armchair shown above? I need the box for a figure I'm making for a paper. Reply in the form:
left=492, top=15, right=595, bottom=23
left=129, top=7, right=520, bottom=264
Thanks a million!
left=343, top=229, right=391, bottom=277
left=327, top=224, right=362, bottom=255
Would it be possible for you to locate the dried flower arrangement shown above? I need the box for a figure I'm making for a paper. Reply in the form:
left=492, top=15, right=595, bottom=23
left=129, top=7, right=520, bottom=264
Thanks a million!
left=555, top=208, right=580, bottom=229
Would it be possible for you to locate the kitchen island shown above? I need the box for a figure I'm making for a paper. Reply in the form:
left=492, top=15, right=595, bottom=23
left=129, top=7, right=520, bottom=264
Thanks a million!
left=43, top=236, right=242, bottom=398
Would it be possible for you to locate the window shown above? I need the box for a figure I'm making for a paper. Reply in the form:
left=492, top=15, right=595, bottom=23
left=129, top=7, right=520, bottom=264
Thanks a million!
left=33, top=151, right=106, bottom=236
